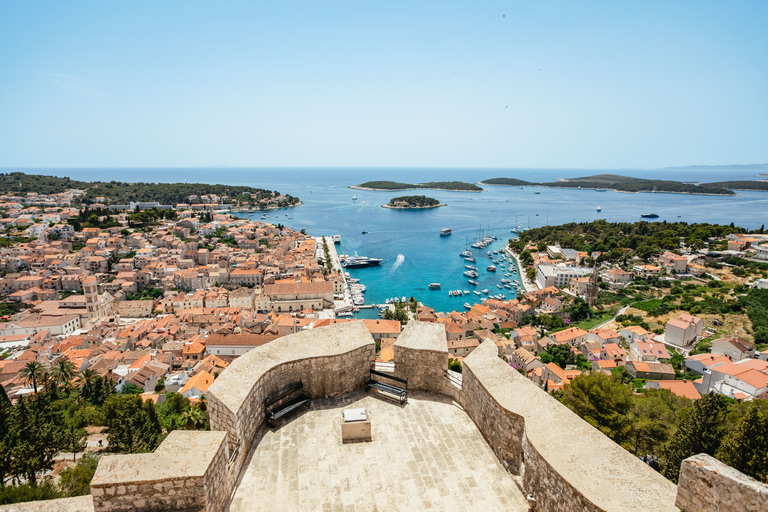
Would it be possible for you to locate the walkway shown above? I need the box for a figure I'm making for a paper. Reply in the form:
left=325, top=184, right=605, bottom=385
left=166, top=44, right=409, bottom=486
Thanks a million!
left=227, top=390, right=528, bottom=512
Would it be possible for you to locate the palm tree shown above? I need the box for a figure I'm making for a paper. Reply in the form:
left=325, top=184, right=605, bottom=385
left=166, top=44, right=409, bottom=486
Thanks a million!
left=50, top=359, right=78, bottom=388
left=18, top=361, right=48, bottom=394
left=77, top=369, right=97, bottom=400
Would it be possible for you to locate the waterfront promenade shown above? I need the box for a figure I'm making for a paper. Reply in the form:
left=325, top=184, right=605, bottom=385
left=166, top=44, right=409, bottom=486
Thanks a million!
left=505, top=247, right=539, bottom=293
left=316, top=236, right=354, bottom=313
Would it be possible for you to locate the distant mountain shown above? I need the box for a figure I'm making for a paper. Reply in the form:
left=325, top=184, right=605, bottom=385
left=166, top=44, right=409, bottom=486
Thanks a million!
left=658, top=163, right=768, bottom=172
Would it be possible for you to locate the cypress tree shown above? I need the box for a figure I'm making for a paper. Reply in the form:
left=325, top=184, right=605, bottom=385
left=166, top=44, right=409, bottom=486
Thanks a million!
left=715, top=407, right=768, bottom=482
left=661, top=392, right=729, bottom=483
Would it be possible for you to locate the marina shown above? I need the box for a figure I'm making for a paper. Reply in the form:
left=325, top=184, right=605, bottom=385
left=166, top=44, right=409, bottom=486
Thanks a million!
left=40, top=166, right=768, bottom=315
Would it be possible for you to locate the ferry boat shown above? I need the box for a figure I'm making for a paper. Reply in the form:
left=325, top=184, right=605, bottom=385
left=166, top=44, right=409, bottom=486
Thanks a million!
left=440, top=228, right=452, bottom=236
left=429, top=283, right=441, bottom=289
left=332, top=234, right=341, bottom=244
left=341, top=253, right=383, bottom=268
left=641, top=213, right=659, bottom=218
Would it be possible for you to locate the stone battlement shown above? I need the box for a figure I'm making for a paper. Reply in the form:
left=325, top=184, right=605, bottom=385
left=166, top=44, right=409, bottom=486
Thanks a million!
left=7, top=320, right=766, bottom=512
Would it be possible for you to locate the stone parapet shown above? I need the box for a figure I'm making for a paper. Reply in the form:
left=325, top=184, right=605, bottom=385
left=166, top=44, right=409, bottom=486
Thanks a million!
left=90, top=430, right=228, bottom=512
left=460, top=340, right=678, bottom=512
left=393, top=321, right=449, bottom=394
left=206, top=321, right=376, bottom=489
left=675, top=453, right=768, bottom=512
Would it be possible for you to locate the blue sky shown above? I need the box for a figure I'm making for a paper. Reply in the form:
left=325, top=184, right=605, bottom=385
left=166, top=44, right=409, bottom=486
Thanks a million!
left=0, top=1, right=766, bottom=169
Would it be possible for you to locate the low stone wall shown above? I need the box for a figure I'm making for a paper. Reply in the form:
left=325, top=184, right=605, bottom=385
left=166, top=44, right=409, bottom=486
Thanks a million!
left=393, top=321, right=450, bottom=395
left=460, top=340, right=678, bottom=512
left=206, top=321, right=376, bottom=490
left=90, top=431, right=227, bottom=512
left=0, top=495, right=94, bottom=512
left=675, top=453, right=768, bottom=512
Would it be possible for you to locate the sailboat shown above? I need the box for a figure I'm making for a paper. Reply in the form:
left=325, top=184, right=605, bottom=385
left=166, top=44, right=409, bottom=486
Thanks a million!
left=352, top=194, right=357, bottom=200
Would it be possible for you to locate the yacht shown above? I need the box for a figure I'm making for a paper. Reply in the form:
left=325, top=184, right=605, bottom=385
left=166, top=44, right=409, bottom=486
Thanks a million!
left=468, top=279, right=478, bottom=285
left=440, top=228, right=452, bottom=236
left=460, top=250, right=472, bottom=258
left=341, top=253, right=383, bottom=268
left=429, top=283, right=441, bottom=289
left=464, top=303, right=472, bottom=309
left=596, top=206, right=602, bottom=212
left=487, top=265, right=496, bottom=272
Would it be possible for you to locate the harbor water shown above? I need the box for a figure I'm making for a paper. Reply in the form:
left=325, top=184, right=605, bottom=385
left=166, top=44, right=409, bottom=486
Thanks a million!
left=16, top=167, right=768, bottom=313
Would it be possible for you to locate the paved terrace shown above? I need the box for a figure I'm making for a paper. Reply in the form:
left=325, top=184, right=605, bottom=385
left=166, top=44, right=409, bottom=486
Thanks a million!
left=227, top=390, right=528, bottom=512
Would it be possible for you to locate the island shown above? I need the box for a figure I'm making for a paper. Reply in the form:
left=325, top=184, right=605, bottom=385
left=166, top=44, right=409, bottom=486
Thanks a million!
left=480, top=174, right=736, bottom=195
left=382, top=195, right=446, bottom=209
left=0, top=171, right=301, bottom=209
left=352, top=180, right=482, bottom=192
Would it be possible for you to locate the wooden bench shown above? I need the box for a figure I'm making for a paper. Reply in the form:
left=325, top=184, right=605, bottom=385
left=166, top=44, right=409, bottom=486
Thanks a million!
left=365, top=369, right=408, bottom=404
left=265, top=381, right=310, bottom=428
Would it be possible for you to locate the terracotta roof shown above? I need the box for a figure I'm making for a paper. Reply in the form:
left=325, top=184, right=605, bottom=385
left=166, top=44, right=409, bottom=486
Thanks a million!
left=650, top=380, right=701, bottom=400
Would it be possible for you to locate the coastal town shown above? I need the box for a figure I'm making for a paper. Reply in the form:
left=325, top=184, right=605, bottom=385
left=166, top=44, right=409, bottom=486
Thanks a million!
left=1, top=180, right=768, bottom=507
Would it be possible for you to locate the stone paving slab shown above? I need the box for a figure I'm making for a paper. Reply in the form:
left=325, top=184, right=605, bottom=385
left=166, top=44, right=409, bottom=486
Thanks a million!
left=227, top=390, right=528, bottom=512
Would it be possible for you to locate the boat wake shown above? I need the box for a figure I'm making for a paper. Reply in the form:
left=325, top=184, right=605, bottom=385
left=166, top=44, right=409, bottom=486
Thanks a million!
left=390, top=254, right=405, bottom=272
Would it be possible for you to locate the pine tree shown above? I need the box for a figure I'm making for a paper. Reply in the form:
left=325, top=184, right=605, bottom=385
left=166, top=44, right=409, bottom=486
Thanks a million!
left=715, top=406, right=768, bottom=483
left=661, top=392, right=729, bottom=483
left=62, top=411, right=88, bottom=463
left=0, top=384, right=13, bottom=486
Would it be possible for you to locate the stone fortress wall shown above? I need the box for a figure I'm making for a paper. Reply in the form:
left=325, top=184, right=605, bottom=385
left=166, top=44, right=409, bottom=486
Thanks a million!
left=6, top=320, right=766, bottom=512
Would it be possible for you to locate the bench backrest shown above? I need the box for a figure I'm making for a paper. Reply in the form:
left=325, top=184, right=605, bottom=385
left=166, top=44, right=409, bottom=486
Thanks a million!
left=265, top=381, right=304, bottom=408
left=370, top=369, right=408, bottom=388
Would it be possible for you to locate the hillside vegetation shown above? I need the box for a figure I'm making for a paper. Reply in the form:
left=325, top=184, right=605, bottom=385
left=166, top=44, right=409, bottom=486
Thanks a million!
left=387, top=195, right=441, bottom=207
left=0, top=172, right=299, bottom=207
left=481, top=174, right=735, bottom=195
left=707, top=181, right=768, bottom=191
left=509, top=220, right=744, bottom=261
left=355, top=180, right=482, bottom=191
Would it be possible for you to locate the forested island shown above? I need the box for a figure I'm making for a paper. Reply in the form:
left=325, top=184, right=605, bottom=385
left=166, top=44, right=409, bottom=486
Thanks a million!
left=382, top=195, right=445, bottom=209
left=0, top=172, right=300, bottom=207
left=480, top=174, right=736, bottom=195
left=707, top=181, right=768, bottom=191
left=352, top=180, right=482, bottom=191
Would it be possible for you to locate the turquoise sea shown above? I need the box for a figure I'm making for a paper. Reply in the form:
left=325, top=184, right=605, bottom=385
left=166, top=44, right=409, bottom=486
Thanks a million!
left=11, top=167, right=768, bottom=314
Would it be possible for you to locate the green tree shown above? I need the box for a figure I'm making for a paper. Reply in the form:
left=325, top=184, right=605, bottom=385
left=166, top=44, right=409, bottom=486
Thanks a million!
left=715, top=406, right=768, bottom=483
left=628, top=389, right=685, bottom=457
left=0, top=384, right=13, bottom=486
left=562, top=372, right=634, bottom=447
left=59, top=453, right=99, bottom=497
left=61, top=410, right=87, bottom=462
left=18, top=361, right=47, bottom=394
left=77, top=369, right=98, bottom=401
left=661, top=392, right=730, bottom=483
left=50, top=359, right=77, bottom=389
left=105, top=395, right=162, bottom=454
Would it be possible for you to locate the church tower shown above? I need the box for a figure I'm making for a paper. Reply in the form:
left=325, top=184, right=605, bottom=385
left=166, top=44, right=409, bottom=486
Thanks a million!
left=83, top=276, right=100, bottom=319
left=585, top=266, right=599, bottom=307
